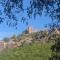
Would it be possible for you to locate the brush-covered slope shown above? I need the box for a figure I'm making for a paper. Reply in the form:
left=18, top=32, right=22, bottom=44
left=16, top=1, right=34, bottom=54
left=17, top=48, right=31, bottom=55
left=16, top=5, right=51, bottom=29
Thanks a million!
left=0, top=42, right=52, bottom=60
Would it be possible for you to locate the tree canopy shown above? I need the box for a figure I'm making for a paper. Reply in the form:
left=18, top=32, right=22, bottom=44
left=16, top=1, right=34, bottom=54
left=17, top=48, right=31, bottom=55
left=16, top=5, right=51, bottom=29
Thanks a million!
left=0, top=0, right=60, bottom=27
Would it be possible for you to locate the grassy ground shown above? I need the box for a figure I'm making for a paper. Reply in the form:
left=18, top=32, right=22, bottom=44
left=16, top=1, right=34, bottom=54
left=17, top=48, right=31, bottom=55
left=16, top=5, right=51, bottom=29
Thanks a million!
left=0, top=42, right=53, bottom=60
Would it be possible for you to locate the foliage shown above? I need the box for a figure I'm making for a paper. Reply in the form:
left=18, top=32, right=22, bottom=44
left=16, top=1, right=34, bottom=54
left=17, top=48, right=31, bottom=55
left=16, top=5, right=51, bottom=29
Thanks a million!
left=49, top=34, right=60, bottom=60
left=0, top=42, right=52, bottom=60
left=1, top=27, right=60, bottom=60
left=11, top=34, right=17, bottom=41
left=0, top=0, right=60, bottom=27
left=22, top=29, right=29, bottom=34
left=3, top=37, right=10, bottom=42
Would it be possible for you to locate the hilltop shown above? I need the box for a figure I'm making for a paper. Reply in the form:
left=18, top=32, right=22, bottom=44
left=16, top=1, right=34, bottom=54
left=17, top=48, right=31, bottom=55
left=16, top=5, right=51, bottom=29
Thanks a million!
left=0, top=26, right=60, bottom=49
left=0, top=27, right=60, bottom=60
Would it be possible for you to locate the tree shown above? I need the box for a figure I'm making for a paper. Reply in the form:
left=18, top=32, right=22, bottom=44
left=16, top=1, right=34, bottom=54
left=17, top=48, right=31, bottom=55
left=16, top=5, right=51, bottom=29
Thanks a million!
left=11, top=34, right=17, bottom=42
left=0, top=0, right=60, bottom=27
left=3, top=37, right=10, bottom=42
left=49, top=34, right=60, bottom=60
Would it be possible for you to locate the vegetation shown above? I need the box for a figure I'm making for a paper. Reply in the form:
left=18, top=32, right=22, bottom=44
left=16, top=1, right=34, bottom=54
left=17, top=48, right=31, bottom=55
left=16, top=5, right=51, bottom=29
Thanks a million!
left=1, top=27, right=60, bottom=60
left=0, top=0, right=60, bottom=60
left=49, top=34, right=60, bottom=60
left=0, top=0, right=59, bottom=27
left=3, top=37, right=10, bottom=42
left=0, top=42, right=52, bottom=60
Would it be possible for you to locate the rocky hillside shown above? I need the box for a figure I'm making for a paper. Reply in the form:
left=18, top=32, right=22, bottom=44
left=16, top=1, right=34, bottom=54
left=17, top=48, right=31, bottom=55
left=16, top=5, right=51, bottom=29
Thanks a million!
left=1, top=27, right=60, bottom=49
left=0, top=27, right=60, bottom=60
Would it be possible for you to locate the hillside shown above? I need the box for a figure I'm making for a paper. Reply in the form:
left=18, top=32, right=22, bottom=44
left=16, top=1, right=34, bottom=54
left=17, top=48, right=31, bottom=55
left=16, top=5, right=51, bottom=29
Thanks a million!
left=0, top=42, right=53, bottom=60
left=0, top=27, right=60, bottom=60
left=0, top=27, right=60, bottom=49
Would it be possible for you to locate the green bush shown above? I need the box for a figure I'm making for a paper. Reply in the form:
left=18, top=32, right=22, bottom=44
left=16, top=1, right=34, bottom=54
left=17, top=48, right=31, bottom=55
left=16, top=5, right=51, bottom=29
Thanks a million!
left=0, top=42, right=52, bottom=60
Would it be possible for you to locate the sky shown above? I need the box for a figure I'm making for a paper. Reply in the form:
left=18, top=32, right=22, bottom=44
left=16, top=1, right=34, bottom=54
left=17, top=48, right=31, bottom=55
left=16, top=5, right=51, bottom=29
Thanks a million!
left=0, top=15, right=52, bottom=40
left=0, top=0, right=52, bottom=40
